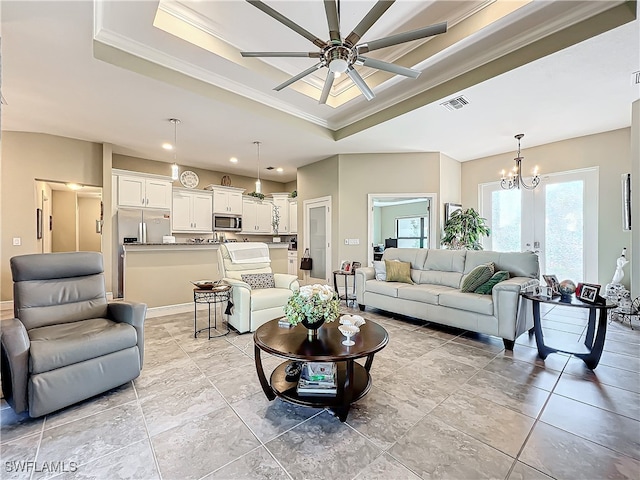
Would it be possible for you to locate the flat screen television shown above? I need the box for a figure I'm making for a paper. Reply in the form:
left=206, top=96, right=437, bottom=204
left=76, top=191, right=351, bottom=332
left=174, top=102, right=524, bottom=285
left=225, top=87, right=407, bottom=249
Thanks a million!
left=384, top=238, right=398, bottom=249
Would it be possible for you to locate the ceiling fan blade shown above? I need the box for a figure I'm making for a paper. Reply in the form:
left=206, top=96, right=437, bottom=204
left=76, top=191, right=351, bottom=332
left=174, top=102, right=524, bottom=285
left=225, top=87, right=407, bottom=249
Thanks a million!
left=345, top=0, right=394, bottom=47
left=346, top=66, right=374, bottom=101
left=241, top=52, right=321, bottom=58
left=324, top=1, right=341, bottom=43
left=357, top=56, right=420, bottom=78
left=319, top=72, right=335, bottom=104
left=274, top=62, right=324, bottom=91
left=247, top=0, right=326, bottom=49
left=358, top=22, right=447, bottom=53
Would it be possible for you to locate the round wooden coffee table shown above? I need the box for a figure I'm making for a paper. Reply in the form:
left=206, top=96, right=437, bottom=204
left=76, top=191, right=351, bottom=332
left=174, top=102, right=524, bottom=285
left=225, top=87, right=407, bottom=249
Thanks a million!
left=253, top=318, right=388, bottom=422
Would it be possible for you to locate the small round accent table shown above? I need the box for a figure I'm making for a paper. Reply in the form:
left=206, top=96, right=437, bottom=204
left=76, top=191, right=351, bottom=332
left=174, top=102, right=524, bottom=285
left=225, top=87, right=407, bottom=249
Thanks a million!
left=522, top=293, right=616, bottom=369
left=333, top=270, right=356, bottom=307
left=193, top=285, right=232, bottom=339
left=253, top=318, right=388, bottom=422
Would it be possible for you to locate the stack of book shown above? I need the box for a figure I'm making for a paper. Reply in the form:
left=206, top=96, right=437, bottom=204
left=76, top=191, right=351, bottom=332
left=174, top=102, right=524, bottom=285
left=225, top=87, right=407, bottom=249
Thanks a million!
left=296, top=362, right=337, bottom=396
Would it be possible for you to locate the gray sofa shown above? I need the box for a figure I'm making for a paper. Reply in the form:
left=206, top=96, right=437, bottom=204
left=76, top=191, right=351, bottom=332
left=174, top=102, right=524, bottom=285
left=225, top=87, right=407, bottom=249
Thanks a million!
left=1, top=252, right=146, bottom=417
left=355, top=248, right=539, bottom=349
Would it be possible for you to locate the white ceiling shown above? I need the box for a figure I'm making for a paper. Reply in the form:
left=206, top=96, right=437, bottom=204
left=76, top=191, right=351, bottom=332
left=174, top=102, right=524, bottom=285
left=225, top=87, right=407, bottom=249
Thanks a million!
left=1, top=1, right=639, bottom=184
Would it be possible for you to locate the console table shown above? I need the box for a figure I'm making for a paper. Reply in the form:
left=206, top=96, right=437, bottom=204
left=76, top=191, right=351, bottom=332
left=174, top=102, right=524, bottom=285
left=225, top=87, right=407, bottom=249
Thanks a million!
left=253, top=318, right=388, bottom=421
left=522, top=293, right=615, bottom=369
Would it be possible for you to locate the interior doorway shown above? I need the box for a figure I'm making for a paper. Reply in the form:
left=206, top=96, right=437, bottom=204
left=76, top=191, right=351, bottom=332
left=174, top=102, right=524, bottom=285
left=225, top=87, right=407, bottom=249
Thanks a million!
left=35, top=180, right=103, bottom=254
left=480, top=168, right=598, bottom=282
left=303, top=196, right=332, bottom=284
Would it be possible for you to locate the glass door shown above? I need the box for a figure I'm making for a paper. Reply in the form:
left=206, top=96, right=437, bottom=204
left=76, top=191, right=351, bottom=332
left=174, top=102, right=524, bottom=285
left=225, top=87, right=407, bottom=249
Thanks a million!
left=304, top=196, right=332, bottom=283
left=480, top=168, right=598, bottom=282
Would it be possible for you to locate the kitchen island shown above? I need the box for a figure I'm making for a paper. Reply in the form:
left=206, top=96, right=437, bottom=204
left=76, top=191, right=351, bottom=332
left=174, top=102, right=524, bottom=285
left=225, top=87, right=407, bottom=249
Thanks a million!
left=123, top=242, right=290, bottom=308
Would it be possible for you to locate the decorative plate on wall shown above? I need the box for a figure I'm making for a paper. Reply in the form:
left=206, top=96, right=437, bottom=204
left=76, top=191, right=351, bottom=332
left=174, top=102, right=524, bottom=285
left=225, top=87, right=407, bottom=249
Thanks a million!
left=180, top=170, right=199, bottom=188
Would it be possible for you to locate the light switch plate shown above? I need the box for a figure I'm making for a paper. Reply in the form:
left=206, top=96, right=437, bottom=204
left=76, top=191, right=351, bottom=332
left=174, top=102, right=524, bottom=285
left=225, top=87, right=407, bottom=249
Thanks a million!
left=13, top=237, right=21, bottom=246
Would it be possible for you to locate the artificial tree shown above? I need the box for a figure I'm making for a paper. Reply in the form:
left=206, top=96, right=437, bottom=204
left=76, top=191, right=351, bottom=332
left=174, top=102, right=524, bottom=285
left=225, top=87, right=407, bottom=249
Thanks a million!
left=441, top=208, right=491, bottom=250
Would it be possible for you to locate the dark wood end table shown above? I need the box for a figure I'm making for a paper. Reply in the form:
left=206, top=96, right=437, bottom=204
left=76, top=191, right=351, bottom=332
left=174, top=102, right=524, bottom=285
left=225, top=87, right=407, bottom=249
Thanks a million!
left=522, top=293, right=615, bottom=369
left=253, top=318, right=388, bottom=421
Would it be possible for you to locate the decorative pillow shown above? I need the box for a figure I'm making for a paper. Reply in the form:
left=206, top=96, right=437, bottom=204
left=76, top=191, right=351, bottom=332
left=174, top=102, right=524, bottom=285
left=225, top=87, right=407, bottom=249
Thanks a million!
left=460, top=263, right=495, bottom=292
left=373, top=261, right=386, bottom=281
left=241, top=273, right=275, bottom=289
left=474, top=270, right=510, bottom=295
left=385, top=260, right=414, bottom=284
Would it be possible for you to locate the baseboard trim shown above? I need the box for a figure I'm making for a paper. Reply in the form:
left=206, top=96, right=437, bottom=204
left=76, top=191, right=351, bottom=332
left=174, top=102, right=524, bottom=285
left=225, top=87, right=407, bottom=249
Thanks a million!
left=145, top=303, right=193, bottom=318
left=0, top=300, right=14, bottom=311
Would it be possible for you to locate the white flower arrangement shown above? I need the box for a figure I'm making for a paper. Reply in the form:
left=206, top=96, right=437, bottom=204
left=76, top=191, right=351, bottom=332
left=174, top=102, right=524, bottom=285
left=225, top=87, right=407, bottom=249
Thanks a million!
left=284, top=284, right=340, bottom=326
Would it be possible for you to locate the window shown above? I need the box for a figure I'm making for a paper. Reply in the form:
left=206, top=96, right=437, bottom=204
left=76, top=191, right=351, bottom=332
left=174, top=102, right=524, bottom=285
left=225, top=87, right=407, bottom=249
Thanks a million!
left=396, top=216, right=429, bottom=248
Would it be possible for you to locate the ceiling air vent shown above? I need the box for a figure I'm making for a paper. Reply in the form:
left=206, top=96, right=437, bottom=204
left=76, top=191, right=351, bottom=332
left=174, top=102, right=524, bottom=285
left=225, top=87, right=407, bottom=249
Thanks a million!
left=441, top=95, right=470, bottom=111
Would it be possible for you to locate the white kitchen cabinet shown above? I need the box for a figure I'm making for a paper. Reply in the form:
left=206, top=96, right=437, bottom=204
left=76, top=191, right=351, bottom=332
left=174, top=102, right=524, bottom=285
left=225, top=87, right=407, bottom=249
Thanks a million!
left=287, top=250, right=298, bottom=277
left=271, top=193, right=290, bottom=234
left=288, top=200, right=298, bottom=234
left=118, top=174, right=172, bottom=209
left=172, top=189, right=212, bottom=232
left=211, top=186, right=245, bottom=215
left=242, top=197, right=273, bottom=233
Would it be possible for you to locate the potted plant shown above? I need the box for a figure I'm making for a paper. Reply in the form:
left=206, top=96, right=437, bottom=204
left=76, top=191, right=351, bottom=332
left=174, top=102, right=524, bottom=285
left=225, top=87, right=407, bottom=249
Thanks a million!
left=441, top=208, right=490, bottom=250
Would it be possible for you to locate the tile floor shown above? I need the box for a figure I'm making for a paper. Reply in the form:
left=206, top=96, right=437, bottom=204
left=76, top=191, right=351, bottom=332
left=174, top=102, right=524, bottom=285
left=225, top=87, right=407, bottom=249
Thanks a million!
left=1, top=304, right=639, bottom=480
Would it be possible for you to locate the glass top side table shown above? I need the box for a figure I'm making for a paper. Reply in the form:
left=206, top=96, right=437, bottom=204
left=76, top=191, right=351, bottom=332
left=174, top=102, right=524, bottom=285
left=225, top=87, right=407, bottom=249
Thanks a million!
left=521, top=293, right=615, bottom=369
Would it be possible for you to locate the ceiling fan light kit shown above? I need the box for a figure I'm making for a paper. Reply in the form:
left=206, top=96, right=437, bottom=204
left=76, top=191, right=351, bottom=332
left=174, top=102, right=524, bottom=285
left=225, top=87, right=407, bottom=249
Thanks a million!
left=241, top=0, right=447, bottom=104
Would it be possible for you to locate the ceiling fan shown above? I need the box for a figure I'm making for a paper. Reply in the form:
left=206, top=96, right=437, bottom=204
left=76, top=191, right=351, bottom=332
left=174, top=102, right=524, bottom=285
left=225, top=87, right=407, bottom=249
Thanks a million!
left=241, top=0, right=447, bottom=104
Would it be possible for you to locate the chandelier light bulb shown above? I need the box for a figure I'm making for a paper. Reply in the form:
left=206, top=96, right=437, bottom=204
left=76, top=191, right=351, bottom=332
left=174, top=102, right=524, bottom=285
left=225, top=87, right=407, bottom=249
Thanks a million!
left=500, top=133, right=540, bottom=190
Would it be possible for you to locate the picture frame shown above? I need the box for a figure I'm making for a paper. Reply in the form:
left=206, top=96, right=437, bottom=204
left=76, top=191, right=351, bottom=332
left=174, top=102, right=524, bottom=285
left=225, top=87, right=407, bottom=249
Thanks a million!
left=533, top=285, right=553, bottom=299
left=444, top=203, right=462, bottom=223
left=340, top=260, right=352, bottom=273
left=36, top=208, right=43, bottom=240
left=577, top=283, right=601, bottom=304
left=542, top=274, right=560, bottom=296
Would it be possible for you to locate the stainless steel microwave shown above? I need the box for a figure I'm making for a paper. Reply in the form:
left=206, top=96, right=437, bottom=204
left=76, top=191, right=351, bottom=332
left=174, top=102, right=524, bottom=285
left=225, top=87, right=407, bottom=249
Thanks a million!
left=213, top=214, right=242, bottom=231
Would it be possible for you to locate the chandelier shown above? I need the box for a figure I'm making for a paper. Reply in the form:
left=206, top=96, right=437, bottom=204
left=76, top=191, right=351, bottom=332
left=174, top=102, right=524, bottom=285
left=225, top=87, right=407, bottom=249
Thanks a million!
left=500, top=134, right=540, bottom=190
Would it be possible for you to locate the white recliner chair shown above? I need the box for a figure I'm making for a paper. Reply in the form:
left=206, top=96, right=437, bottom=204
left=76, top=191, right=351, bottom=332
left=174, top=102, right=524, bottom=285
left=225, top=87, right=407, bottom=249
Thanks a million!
left=217, top=243, right=299, bottom=333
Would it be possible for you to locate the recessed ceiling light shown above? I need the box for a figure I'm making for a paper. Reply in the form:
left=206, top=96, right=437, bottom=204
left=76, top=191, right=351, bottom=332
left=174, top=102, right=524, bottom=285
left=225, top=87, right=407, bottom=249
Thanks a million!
left=276, top=167, right=284, bottom=173
left=230, top=157, right=238, bottom=163
left=162, top=143, right=173, bottom=150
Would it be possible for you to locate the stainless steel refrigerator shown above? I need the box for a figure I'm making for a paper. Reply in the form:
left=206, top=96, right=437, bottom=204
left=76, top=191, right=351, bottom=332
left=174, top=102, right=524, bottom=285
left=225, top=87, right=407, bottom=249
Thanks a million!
left=117, top=208, right=171, bottom=297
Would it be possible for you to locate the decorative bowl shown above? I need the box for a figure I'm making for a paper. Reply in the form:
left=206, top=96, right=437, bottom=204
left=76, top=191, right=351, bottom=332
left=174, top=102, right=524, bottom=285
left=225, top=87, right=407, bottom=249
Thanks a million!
left=339, top=315, right=366, bottom=328
left=338, top=324, right=360, bottom=346
left=190, top=280, right=220, bottom=290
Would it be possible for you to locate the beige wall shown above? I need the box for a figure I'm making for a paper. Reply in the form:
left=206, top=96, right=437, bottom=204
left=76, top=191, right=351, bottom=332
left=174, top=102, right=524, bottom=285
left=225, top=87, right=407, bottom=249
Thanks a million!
left=298, top=152, right=445, bottom=276
left=52, top=190, right=78, bottom=252
left=78, top=197, right=102, bottom=252
left=1, top=132, right=103, bottom=301
left=338, top=153, right=442, bottom=268
left=461, top=128, right=632, bottom=289
left=113, top=154, right=289, bottom=195
left=440, top=153, right=462, bottom=223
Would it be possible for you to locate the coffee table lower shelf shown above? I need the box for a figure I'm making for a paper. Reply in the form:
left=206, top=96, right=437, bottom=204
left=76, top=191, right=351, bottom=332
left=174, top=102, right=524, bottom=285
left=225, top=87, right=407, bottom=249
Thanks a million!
left=270, top=360, right=371, bottom=410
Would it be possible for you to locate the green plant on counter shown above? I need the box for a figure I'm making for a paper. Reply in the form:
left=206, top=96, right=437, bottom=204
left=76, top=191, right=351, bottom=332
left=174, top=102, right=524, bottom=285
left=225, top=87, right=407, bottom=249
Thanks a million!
left=247, top=191, right=265, bottom=200
left=290, top=190, right=297, bottom=198
left=441, top=208, right=491, bottom=250
left=272, top=205, right=280, bottom=235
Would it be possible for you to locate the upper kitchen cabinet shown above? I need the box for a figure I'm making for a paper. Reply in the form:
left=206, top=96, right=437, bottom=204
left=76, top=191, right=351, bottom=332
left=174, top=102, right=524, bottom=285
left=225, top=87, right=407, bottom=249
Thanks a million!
left=172, top=188, right=212, bottom=233
left=289, top=200, right=298, bottom=234
left=241, top=196, right=273, bottom=233
left=116, top=171, right=172, bottom=209
left=270, top=193, right=290, bottom=235
left=210, top=186, right=245, bottom=215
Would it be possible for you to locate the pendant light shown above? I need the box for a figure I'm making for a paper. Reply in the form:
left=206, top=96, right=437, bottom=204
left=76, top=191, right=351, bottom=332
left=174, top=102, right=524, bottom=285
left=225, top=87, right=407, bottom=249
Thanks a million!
left=254, top=141, right=262, bottom=194
left=169, top=118, right=181, bottom=181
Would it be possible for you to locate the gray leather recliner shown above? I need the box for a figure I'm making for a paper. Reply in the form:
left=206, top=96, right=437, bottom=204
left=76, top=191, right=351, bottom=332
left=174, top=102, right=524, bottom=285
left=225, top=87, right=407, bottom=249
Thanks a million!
left=1, top=252, right=146, bottom=417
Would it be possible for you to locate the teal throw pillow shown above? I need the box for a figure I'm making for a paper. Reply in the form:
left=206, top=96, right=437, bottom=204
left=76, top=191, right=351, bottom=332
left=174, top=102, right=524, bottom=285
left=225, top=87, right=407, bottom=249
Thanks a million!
left=460, top=263, right=495, bottom=292
left=474, top=270, right=510, bottom=295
